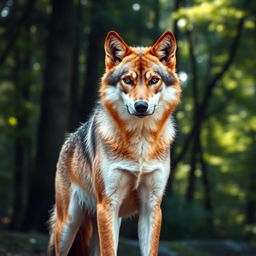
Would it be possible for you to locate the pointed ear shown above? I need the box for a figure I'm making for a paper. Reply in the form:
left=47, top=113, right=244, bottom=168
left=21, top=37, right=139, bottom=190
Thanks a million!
left=104, top=31, right=131, bottom=69
left=150, top=31, right=176, bottom=65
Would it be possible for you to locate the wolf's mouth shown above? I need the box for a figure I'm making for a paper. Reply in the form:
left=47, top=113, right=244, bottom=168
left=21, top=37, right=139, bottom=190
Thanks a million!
left=135, top=113, right=148, bottom=118
left=126, top=105, right=155, bottom=118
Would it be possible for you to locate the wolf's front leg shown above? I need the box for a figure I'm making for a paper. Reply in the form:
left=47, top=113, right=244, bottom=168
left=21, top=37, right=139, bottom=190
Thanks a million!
left=97, top=198, right=116, bottom=256
left=138, top=165, right=170, bottom=256
left=138, top=194, right=162, bottom=256
left=97, top=198, right=123, bottom=256
left=96, top=169, right=131, bottom=256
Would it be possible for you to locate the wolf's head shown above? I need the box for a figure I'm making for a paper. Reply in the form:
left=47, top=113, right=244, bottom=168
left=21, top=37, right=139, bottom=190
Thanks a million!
left=100, top=31, right=181, bottom=121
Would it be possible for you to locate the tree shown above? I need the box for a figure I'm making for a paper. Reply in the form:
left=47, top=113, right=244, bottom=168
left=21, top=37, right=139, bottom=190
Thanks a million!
left=9, top=21, right=33, bottom=231
left=69, top=0, right=84, bottom=131
left=22, top=0, right=75, bottom=232
left=80, top=0, right=108, bottom=122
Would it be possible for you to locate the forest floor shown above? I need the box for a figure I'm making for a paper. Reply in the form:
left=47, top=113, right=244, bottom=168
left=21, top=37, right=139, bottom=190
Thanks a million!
left=0, top=231, right=255, bottom=256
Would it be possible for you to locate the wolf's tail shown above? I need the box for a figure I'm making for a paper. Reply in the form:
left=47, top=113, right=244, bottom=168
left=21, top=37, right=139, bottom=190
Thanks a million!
left=68, top=222, right=92, bottom=255
left=47, top=211, right=95, bottom=256
left=47, top=227, right=91, bottom=255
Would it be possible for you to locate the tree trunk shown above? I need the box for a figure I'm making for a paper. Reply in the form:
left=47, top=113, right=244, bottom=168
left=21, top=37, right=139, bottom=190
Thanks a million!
left=185, top=126, right=199, bottom=202
left=245, top=131, right=256, bottom=224
left=22, top=0, right=75, bottom=232
left=69, top=0, right=83, bottom=131
left=9, top=22, right=32, bottom=230
left=185, top=25, right=200, bottom=202
left=80, top=0, right=107, bottom=122
left=168, top=0, right=184, bottom=195
left=198, top=137, right=213, bottom=227
left=245, top=180, right=256, bottom=224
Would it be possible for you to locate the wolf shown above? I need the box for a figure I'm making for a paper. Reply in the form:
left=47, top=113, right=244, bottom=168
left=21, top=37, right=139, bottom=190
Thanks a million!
left=47, top=30, right=181, bottom=256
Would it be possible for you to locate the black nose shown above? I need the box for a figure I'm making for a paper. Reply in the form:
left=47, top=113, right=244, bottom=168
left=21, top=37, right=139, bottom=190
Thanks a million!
left=134, top=101, right=148, bottom=113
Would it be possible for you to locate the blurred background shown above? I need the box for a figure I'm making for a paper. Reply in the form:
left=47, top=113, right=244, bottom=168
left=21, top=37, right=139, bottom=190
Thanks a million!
left=0, top=0, right=256, bottom=254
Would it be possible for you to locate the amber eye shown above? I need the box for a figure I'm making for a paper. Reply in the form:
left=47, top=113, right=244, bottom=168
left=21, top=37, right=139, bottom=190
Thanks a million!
left=123, top=77, right=133, bottom=85
left=149, top=77, right=159, bottom=85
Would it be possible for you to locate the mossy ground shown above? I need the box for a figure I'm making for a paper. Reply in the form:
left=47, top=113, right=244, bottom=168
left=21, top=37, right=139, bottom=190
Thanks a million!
left=0, top=231, right=255, bottom=256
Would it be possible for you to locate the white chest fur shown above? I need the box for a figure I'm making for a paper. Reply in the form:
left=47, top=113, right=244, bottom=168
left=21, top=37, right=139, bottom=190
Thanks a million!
left=100, top=154, right=171, bottom=200
left=97, top=110, right=174, bottom=198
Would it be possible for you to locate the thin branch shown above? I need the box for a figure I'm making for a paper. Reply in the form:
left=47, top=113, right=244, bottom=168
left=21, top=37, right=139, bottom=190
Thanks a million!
left=173, top=92, right=234, bottom=168
left=203, top=93, right=234, bottom=120
left=173, top=88, right=234, bottom=169
left=199, top=17, right=246, bottom=113
left=172, top=17, right=246, bottom=168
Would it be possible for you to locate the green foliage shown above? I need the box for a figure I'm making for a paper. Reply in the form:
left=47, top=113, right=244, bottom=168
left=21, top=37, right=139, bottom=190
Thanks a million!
left=164, top=0, right=256, bottom=241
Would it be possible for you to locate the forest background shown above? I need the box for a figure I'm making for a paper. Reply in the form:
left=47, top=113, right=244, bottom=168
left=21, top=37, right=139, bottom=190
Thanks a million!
left=0, top=0, right=256, bottom=247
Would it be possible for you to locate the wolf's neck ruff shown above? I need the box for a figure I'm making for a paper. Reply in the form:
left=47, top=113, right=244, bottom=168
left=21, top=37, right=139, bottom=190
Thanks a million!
left=96, top=103, right=176, bottom=161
